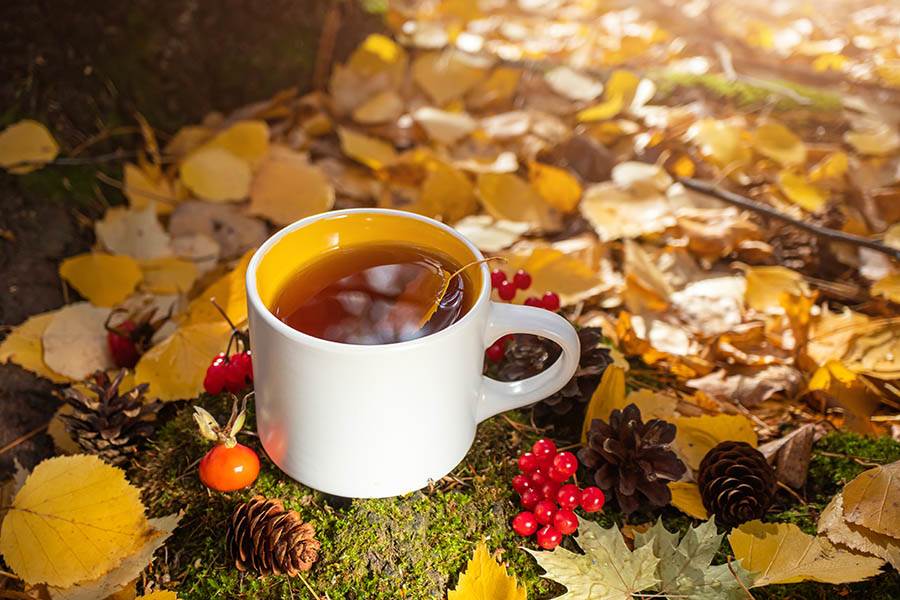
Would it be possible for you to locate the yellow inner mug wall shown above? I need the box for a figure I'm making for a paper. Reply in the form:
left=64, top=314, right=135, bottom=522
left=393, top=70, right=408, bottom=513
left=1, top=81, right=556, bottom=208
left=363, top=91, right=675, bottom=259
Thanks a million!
left=255, top=212, right=482, bottom=308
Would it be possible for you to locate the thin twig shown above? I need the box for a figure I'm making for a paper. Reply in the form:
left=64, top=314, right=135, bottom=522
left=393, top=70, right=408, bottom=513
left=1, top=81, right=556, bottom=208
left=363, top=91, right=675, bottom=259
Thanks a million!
left=726, top=555, right=755, bottom=600
left=6, top=150, right=139, bottom=169
left=777, top=481, right=807, bottom=506
left=814, top=450, right=882, bottom=468
left=313, top=0, right=343, bottom=91
left=679, top=177, right=900, bottom=261
left=0, top=424, right=48, bottom=456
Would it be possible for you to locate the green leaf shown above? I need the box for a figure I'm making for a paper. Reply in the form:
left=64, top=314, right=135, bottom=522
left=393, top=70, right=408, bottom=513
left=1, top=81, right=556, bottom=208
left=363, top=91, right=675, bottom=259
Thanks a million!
left=524, top=520, right=659, bottom=600
left=634, top=518, right=753, bottom=599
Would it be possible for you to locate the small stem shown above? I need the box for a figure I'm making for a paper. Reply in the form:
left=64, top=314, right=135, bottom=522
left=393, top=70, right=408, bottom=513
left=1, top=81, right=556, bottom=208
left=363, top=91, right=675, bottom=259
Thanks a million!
left=209, top=297, right=239, bottom=332
left=726, top=555, right=755, bottom=600
left=0, top=424, right=48, bottom=456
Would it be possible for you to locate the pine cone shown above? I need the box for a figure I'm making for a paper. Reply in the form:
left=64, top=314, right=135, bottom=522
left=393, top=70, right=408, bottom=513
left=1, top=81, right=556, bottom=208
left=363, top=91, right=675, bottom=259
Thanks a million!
left=537, top=328, right=612, bottom=419
left=227, top=495, right=320, bottom=576
left=578, top=403, right=686, bottom=514
left=698, top=441, right=776, bottom=527
left=495, top=334, right=556, bottom=382
left=60, top=370, right=161, bottom=466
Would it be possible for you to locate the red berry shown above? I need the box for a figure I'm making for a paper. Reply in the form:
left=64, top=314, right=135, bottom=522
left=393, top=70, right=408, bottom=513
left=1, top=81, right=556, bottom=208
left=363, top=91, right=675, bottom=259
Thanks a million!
left=490, top=269, right=507, bottom=289
left=231, top=350, right=253, bottom=383
left=539, top=480, right=561, bottom=501
left=107, top=320, right=139, bottom=368
left=536, top=525, right=562, bottom=549
left=553, top=508, right=579, bottom=535
left=512, top=511, right=538, bottom=537
left=541, top=291, right=561, bottom=311
left=557, top=484, right=582, bottom=510
left=513, top=269, right=532, bottom=290
left=550, top=452, right=578, bottom=482
left=512, top=474, right=532, bottom=494
left=524, top=296, right=543, bottom=308
left=532, top=438, right=557, bottom=459
left=537, top=454, right=554, bottom=472
left=580, top=486, right=605, bottom=513
left=533, top=500, right=557, bottom=525
left=518, top=452, right=540, bottom=473
left=224, top=354, right=252, bottom=394
left=520, top=489, right=541, bottom=510
left=529, top=469, right=549, bottom=488
left=498, top=279, right=517, bottom=301
left=203, top=353, right=229, bottom=395
left=486, top=341, right=505, bottom=363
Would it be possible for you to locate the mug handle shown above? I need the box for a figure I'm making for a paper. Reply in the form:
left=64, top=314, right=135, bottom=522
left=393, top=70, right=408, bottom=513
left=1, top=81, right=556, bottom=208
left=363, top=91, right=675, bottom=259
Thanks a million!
left=476, top=302, right=580, bottom=423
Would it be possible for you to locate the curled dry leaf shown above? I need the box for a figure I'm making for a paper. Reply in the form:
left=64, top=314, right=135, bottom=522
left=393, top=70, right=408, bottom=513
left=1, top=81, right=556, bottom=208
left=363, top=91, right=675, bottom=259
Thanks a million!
left=0, top=119, right=59, bottom=173
left=134, top=322, right=232, bottom=401
left=687, top=365, right=802, bottom=407
left=0, top=455, right=150, bottom=587
left=841, top=461, right=900, bottom=538
left=95, top=204, right=172, bottom=260
left=757, top=422, right=817, bottom=488
left=818, top=493, right=900, bottom=570
left=840, top=318, right=900, bottom=380
left=42, top=303, right=114, bottom=380
left=844, top=121, right=900, bottom=156
left=0, top=310, right=69, bottom=382
left=168, top=201, right=266, bottom=260
left=729, top=520, right=885, bottom=586
left=447, top=541, right=526, bottom=600
left=59, top=253, right=143, bottom=307
left=248, top=147, right=335, bottom=225
left=179, top=146, right=252, bottom=202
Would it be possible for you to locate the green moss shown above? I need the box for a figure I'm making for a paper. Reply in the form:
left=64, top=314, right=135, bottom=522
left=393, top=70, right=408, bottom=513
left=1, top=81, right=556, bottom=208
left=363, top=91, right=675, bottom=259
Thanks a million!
left=654, top=71, right=842, bottom=112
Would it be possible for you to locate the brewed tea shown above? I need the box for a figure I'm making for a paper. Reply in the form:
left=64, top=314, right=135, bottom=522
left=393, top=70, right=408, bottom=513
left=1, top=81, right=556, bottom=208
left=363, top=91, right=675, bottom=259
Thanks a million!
left=271, top=244, right=474, bottom=344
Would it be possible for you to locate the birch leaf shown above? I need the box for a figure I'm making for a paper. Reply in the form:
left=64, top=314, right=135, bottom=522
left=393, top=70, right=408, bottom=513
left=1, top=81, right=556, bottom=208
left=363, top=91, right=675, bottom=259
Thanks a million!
left=248, top=148, right=335, bottom=225
left=0, top=120, right=59, bottom=173
left=42, top=303, right=114, bottom=380
left=673, top=414, right=757, bottom=470
left=668, top=482, right=709, bottom=520
left=180, top=147, right=252, bottom=202
left=60, top=253, right=143, bottom=307
left=447, top=541, right=526, bottom=600
left=0, top=310, right=69, bottom=382
left=752, top=122, right=807, bottom=167
left=207, top=120, right=269, bottom=167
left=95, top=204, right=172, bottom=260
left=841, top=461, right=900, bottom=538
left=582, top=365, right=626, bottom=443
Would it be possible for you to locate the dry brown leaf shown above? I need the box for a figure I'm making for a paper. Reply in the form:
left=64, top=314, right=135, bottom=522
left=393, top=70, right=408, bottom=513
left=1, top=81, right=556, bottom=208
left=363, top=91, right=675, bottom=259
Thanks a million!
left=42, top=303, right=114, bottom=380
left=170, top=233, right=220, bottom=275
left=841, top=318, right=900, bottom=379
left=352, top=90, right=404, bottom=124
left=758, top=423, right=817, bottom=488
left=674, top=208, right=761, bottom=260
left=818, top=493, right=900, bottom=570
left=248, top=147, right=334, bottom=225
left=687, top=365, right=802, bottom=407
left=842, top=461, right=900, bottom=538
left=168, top=201, right=267, bottom=260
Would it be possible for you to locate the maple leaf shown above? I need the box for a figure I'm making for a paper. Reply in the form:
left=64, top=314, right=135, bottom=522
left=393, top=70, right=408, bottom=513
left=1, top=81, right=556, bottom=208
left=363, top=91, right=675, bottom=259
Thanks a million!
left=634, top=518, right=753, bottom=599
left=524, top=519, right=659, bottom=600
left=448, top=541, right=526, bottom=600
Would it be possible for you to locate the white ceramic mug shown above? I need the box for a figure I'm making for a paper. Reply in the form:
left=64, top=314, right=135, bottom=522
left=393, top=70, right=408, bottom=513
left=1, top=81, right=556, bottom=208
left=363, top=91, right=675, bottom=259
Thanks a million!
left=246, top=209, right=580, bottom=498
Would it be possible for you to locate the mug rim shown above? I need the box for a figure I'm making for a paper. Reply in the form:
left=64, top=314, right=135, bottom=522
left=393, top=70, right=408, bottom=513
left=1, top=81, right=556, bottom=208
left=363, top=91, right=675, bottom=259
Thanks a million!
left=246, top=208, right=491, bottom=353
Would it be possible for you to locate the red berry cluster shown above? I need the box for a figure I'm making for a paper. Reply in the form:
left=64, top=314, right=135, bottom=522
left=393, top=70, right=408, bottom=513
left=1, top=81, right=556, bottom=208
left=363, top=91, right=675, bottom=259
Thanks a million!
left=204, top=350, right=253, bottom=395
left=511, top=438, right=605, bottom=550
left=107, top=320, right=140, bottom=368
left=486, top=268, right=561, bottom=363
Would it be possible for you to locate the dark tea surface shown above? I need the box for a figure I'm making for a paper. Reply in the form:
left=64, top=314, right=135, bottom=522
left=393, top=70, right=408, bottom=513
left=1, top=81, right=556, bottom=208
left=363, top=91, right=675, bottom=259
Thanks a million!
left=271, top=244, right=473, bottom=344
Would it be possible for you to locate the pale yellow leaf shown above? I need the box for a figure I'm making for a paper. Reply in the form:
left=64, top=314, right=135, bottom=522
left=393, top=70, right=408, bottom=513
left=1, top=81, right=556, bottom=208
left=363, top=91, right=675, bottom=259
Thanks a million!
left=845, top=123, right=900, bottom=156
left=164, top=125, right=214, bottom=158
left=729, top=520, right=885, bottom=586
left=347, top=33, right=407, bottom=79
left=582, top=365, right=626, bottom=443
left=744, top=266, right=808, bottom=313
left=47, top=404, right=80, bottom=454
left=338, top=127, right=398, bottom=170
left=95, top=205, right=172, bottom=260
left=477, top=172, right=560, bottom=230
left=182, top=250, right=253, bottom=326
left=577, top=70, right=640, bottom=122
left=134, top=322, right=232, bottom=401
left=528, top=161, right=582, bottom=213
left=0, top=310, right=69, bottom=382
left=840, top=317, right=900, bottom=379
left=0, top=120, right=59, bottom=173
left=841, top=461, right=900, bottom=538
left=625, top=389, right=677, bottom=420
left=123, top=163, right=180, bottom=215
left=673, top=414, right=757, bottom=470
left=42, top=303, right=114, bottom=380
left=139, top=257, right=198, bottom=295
left=412, top=50, right=488, bottom=105
left=580, top=183, right=674, bottom=242
left=179, top=147, right=252, bottom=202
left=668, top=482, right=709, bottom=519
left=777, top=170, right=827, bottom=212
left=809, top=151, right=848, bottom=182
left=872, top=274, right=900, bottom=303
left=447, top=541, right=526, bottom=600
left=453, top=215, right=528, bottom=253
left=544, top=66, right=604, bottom=101
left=420, top=161, right=477, bottom=224
left=611, top=162, right=672, bottom=194
left=0, top=455, right=150, bottom=587
left=248, top=148, right=334, bottom=225
left=466, top=67, right=521, bottom=110
left=352, top=90, right=404, bottom=124
left=59, top=253, right=143, bottom=307
left=499, top=246, right=605, bottom=306
left=752, top=121, right=807, bottom=166
left=412, top=107, right=476, bottom=145
left=207, top=120, right=269, bottom=167
left=686, top=118, right=750, bottom=167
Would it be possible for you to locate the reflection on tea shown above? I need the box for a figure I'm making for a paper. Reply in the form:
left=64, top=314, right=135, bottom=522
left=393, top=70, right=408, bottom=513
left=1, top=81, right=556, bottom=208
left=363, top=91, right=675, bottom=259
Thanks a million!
left=271, top=244, right=474, bottom=344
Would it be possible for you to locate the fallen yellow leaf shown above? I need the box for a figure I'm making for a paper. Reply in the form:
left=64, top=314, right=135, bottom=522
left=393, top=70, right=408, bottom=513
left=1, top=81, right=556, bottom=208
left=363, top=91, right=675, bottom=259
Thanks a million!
left=842, top=461, right=900, bottom=539
left=477, top=172, right=560, bottom=230
left=95, top=204, right=173, bottom=260
left=528, top=161, right=582, bottom=213
left=420, top=161, right=477, bottom=224
left=123, top=163, right=181, bottom=214
left=0, top=455, right=150, bottom=587
left=577, top=69, right=640, bottom=122
left=134, top=322, right=232, bottom=401
left=729, top=520, right=885, bottom=586
left=179, top=146, right=252, bottom=202
left=447, top=541, right=526, bottom=600
left=752, top=121, right=807, bottom=167
left=0, top=120, right=59, bottom=174
left=139, top=257, right=199, bottom=295
left=744, top=265, right=808, bottom=313
left=582, top=365, right=626, bottom=443
left=41, top=303, right=114, bottom=380
left=248, top=148, right=334, bottom=225
left=412, top=50, right=488, bottom=106
left=183, top=250, right=253, bottom=326
left=0, top=310, right=69, bottom=382
left=818, top=493, right=900, bottom=571
left=499, top=246, right=606, bottom=306
left=872, top=274, right=900, bottom=303
left=673, top=414, right=757, bottom=470
left=668, top=482, right=709, bottom=520
left=845, top=122, right=900, bottom=156
left=59, top=253, right=143, bottom=307
left=338, top=127, right=398, bottom=170
left=207, top=120, right=269, bottom=167
left=686, top=118, right=750, bottom=168
left=352, top=90, right=404, bottom=124
left=777, top=170, right=827, bottom=212
left=809, top=151, right=848, bottom=181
